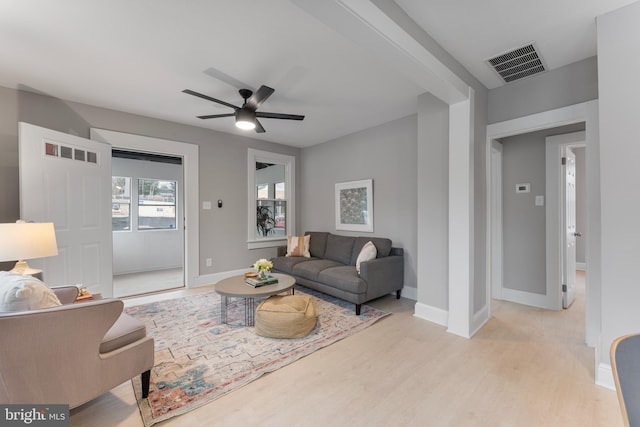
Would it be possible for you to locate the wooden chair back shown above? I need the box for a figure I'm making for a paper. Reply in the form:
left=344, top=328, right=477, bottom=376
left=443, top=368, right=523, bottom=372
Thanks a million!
left=611, top=333, right=640, bottom=427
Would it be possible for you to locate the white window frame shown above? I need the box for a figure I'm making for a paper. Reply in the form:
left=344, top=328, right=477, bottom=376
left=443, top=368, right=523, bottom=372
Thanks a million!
left=247, top=149, right=295, bottom=249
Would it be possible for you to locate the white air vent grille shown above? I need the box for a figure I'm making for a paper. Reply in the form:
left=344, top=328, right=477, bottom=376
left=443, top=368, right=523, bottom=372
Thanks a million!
left=486, top=43, right=546, bottom=83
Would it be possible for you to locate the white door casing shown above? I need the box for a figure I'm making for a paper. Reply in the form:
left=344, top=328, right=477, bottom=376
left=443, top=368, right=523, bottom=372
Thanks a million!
left=19, top=122, right=113, bottom=296
left=546, top=132, right=584, bottom=311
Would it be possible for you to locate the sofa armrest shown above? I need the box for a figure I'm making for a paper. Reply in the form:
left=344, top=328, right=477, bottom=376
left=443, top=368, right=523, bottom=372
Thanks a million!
left=51, top=285, right=80, bottom=304
left=359, top=255, right=404, bottom=298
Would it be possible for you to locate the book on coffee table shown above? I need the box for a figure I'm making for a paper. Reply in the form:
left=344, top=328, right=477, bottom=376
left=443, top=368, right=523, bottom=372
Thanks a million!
left=245, top=276, right=279, bottom=287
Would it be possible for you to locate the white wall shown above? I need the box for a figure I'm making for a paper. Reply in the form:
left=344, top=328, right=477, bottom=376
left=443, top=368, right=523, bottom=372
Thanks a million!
left=111, top=157, right=183, bottom=275
left=597, top=1, right=640, bottom=380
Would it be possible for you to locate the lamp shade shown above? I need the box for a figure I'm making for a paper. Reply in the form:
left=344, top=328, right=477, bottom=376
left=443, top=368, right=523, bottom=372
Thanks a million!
left=0, top=222, right=58, bottom=262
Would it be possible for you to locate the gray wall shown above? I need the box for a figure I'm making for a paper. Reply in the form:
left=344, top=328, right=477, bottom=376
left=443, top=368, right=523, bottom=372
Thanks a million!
left=488, top=57, right=599, bottom=124
left=0, top=85, right=300, bottom=275
left=500, top=132, right=547, bottom=294
left=499, top=124, right=585, bottom=295
left=299, top=115, right=418, bottom=292
left=597, top=1, right=640, bottom=370
left=417, top=93, right=449, bottom=309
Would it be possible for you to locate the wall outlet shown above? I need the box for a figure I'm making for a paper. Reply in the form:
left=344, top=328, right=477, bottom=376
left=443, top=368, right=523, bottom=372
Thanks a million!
left=206, top=258, right=212, bottom=267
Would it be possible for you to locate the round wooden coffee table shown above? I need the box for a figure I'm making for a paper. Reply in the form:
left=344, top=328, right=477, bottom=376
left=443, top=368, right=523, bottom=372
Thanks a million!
left=214, top=273, right=296, bottom=326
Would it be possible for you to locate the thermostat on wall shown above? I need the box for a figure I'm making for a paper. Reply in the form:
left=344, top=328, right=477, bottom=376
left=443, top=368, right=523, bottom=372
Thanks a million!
left=516, top=183, right=530, bottom=193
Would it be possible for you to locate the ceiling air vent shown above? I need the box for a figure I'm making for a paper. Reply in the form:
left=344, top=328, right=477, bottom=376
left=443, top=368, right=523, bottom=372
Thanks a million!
left=486, top=43, right=547, bottom=83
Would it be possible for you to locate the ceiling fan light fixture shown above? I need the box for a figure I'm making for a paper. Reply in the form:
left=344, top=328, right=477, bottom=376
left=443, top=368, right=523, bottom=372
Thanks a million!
left=235, top=109, right=256, bottom=130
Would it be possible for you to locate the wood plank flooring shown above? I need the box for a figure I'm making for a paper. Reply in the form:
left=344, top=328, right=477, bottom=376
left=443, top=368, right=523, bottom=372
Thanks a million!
left=70, top=272, right=622, bottom=426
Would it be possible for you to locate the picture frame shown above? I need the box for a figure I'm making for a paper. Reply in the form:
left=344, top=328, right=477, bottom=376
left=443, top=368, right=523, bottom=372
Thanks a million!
left=335, top=179, right=373, bottom=232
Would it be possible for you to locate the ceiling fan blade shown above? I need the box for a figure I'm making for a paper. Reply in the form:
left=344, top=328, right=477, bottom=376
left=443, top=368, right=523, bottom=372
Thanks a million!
left=245, top=85, right=275, bottom=111
left=255, top=119, right=266, bottom=133
left=255, top=111, right=305, bottom=121
left=197, top=113, right=236, bottom=120
left=183, top=89, right=239, bottom=110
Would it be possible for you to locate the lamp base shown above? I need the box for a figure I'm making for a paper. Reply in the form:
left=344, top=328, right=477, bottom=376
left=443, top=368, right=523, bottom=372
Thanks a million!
left=9, top=260, right=42, bottom=275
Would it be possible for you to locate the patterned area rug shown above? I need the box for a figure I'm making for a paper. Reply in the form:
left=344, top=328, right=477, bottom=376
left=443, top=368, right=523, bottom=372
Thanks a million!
left=125, top=287, right=389, bottom=426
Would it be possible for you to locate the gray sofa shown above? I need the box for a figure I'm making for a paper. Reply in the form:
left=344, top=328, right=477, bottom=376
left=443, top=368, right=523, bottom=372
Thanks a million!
left=271, top=232, right=404, bottom=314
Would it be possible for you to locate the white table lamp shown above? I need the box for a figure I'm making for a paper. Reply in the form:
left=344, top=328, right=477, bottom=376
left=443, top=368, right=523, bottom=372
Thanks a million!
left=0, top=221, right=59, bottom=275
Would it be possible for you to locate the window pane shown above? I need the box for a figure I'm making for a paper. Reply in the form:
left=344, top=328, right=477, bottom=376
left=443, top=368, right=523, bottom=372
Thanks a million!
left=138, top=179, right=177, bottom=230
left=257, top=184, right=268, bottom=199
left=275, top=182, right=285, bottom=199
left=112, top=177, right=131, bottom=231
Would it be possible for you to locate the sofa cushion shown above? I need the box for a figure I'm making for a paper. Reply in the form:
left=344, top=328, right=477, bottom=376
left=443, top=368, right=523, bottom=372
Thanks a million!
left=271, top=256, right=315, bottom=274
left=305, top=231, right=329, bottom=258
left=292, top=259, right=344, bottom=282
left=0, top=272, right=62, bottom=312
left=286, top=235, right=310, bottom=257
left=350, top=237, right=393, bottom=265
left=324, top=234, right=355, bottom=265
left=100, top=313, right=147, bottom=353
left=317, top=266, right=367, bottom=294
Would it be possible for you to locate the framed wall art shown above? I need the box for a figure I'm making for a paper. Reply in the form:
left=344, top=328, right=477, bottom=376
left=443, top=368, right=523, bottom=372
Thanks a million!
left=335, top=179, right=373, bottom=232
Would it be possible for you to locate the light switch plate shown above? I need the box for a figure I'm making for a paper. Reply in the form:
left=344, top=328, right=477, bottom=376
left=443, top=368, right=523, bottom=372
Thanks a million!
left=202, top=201, right=212, bottom=210
left=535, top=195, right=544, bottom=206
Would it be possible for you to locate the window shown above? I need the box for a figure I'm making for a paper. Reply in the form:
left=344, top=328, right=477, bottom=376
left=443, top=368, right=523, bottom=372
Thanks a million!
left=138, top=179, right=177, bottom=230
left=248, top=149, right=295, bottom=249
left=112, top=176, right=131, bottom=231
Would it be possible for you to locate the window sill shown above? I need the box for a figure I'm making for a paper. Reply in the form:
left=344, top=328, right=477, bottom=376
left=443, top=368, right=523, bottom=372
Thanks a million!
left=247, top=238, right=286, bottom=250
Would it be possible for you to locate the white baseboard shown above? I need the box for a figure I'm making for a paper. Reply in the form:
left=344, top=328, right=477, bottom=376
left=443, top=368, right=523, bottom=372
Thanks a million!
left=471, top=304, right=490, bottom=337
left=414, top=302, right=448, bottom=327
left=596, top=362, right=615, bottom=390
left=499, top=287, right=555, bottom=310
left=192, top=269, right=247, bottom=287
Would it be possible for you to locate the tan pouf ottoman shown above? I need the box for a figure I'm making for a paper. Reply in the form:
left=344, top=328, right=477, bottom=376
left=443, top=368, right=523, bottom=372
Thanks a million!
left=255, top=295, right=317, bottom=338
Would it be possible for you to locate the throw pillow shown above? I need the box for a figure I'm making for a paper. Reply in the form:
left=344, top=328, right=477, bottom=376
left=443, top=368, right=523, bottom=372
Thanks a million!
left=356, top=241, right=377, bottom=274
left=286, top=235, right=311, bottom=257
left=0, top=271, right=62, bottom=312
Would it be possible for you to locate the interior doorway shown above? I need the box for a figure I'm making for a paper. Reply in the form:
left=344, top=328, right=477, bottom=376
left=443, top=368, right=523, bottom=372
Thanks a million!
left=111, top=150, right=185, bottom=297
left=90, top=128, right=200, bottom=291
left=485, top=100, right=599, bottom=348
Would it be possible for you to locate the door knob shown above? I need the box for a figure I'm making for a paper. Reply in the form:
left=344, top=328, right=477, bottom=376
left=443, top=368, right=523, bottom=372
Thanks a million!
left=574, top=232, right=582, bottom=237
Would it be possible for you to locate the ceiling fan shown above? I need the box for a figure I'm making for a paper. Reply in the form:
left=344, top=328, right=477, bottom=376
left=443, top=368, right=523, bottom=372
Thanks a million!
left=183, top=85, right=304, bottom=133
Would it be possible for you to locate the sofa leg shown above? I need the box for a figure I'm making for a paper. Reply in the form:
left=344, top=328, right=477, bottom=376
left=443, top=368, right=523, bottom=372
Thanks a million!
left=141, top=370, right=151, bottom=398
left=396, top=289, right=402, bottom=299
left=355, top=304, right=361, bottom=315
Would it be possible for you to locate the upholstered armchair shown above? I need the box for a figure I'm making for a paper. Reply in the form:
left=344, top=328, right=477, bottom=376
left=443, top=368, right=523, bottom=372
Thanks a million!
left=0, top=285, right=154, bottom=409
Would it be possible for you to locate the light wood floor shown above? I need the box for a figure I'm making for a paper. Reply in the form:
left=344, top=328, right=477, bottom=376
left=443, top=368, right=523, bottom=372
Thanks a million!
left=71, top=271, right=622, bottom=427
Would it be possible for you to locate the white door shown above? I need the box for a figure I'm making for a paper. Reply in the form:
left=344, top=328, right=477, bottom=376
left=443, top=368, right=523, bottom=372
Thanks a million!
left=19, top=123, right=113, bottom=297
left=562, top=148, right=577, bottom=308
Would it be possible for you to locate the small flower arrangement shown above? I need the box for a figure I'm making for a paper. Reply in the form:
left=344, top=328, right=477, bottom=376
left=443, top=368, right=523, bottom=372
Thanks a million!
left=254, top=258, right=273, bottom=273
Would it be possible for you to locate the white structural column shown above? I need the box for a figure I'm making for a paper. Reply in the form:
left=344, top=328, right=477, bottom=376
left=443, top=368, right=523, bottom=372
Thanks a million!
left=447, top=89, right=475, bottom=338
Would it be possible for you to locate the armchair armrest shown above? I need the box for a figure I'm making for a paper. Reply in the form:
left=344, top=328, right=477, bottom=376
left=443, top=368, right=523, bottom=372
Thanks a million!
left=51, top=285, right=80, bottom=304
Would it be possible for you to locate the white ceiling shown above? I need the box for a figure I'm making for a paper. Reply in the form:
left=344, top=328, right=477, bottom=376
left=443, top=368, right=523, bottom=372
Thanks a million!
left=0, top=0, right=635, bottom=147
